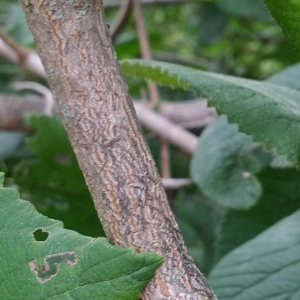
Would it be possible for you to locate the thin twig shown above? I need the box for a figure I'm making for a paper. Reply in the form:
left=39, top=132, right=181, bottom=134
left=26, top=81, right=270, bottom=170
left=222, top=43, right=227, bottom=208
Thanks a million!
left=0, top=27, right=45, bottom=78
left=135, top=102, right=198, bottom=155
left=160, top=99, right=217, bottom=130
left=110, top=0, right=133, bottom=42
left=11, top=81, right=55, bottom=115
left=0, top=95, right=48, bottom=131
left=160, top=138, right=171, bottom=178
left=0, top=27, right=28, bottom=63
left=133, top=0, right=160, bottom=108
left=162, top=178, right=192, bottom=190
left=133, top=0, right=171, bottom=179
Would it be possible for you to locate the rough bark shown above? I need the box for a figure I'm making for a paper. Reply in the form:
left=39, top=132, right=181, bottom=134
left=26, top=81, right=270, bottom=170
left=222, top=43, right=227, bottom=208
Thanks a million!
left=19, top=1, right=217, bottom=299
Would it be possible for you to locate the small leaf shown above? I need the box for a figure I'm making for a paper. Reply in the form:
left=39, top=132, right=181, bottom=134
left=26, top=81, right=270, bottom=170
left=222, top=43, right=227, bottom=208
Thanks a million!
left=0, top=173, right=163, bottom=300
left=191, top=117, right=271, bottom=209
left=121, top=59, right=300, bottom=166
left=209, top=209, right=300, bottom=300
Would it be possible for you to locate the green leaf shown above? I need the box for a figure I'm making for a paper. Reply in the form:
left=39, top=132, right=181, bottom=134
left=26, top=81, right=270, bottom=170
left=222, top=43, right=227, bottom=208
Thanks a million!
left=264, top=0, right=300, bottom=50
left=209, top=209, right=300, bottom=300
left=4, top=4, right=34, bottom=45
left=216, top=167, right=300, bottom=260
left=0, top=132, right=24, bottom=159
left=14, top=114, right=104, bottom=238
left=175, top=187, right=223, bottom=274
left=121, top=59, right=300, bottom=166
left=199, top=3, right=229, bottom=45
left=0, top=172, right=163, bottom=300
left=266, top=62, right=300, bottom=91
left=191, top=116, right=273, bottom=209
left=217, top=0, right=271, bottom=20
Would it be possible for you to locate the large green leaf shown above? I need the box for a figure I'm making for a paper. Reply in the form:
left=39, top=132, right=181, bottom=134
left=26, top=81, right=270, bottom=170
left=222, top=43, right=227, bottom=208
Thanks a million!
left=191, top=117, right=273, bottom=209
left=0, top=172, right=163, bottom=299
left=264, top=0, right=300, bottom=50
left=216, top=167, right=300, bottom=260
left=121, top=59, right=300, bottom=166
left=14, top=114, right=103, bottom=238
left=209, top=209, right=300, bottom=300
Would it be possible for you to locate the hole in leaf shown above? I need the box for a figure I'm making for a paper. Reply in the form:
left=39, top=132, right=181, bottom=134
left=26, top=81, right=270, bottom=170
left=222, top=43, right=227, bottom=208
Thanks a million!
left=33, top=228, right=49, bottom=241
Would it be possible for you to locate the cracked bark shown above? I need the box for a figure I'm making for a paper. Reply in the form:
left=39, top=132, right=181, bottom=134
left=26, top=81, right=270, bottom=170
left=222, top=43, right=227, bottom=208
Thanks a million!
left=19, top=1, right=217, bottom=299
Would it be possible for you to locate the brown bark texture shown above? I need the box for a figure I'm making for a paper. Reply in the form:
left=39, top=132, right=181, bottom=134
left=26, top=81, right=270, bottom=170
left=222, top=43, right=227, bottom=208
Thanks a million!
left=19, top=1, right=217, bottom=299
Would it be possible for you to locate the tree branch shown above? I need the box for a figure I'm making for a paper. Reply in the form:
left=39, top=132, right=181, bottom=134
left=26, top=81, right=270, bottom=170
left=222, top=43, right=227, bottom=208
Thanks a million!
left=160, top=99, right=217, bottom=130
left=110, top=0, right=133, bottom=42
left=19, top=1, right=216, bottom=298
left=11, top=81, right=55, bottom=115
left=0, top=27, right=45, bottom=78
left=134, top=102, right=198, bottom=155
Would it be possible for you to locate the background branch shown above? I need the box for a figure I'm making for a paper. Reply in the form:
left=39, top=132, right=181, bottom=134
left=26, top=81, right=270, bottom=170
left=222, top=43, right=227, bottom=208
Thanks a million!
left=133, top=0, right=172, bottom=179
left=0, top=27, right=45, bottom=78
left=135, top=102, right=198, bottom=154
left=110, top=0, right=133, bottom=42
left=133, top=0, right=160, bottom=107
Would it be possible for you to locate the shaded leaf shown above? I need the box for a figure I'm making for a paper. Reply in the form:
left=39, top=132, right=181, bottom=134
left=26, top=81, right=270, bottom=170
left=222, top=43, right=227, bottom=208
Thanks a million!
left=175, top=187, right=223, bottom=274
left=199, top=3, right=229, bottom=45
left=209, top=209, right=300, bottom=300
left=14, top=114, right=103, bottom=237
left=216, top=167, right=300, bottom=260
left=217, top=0, right=271, bottom=21
left=0, top=132, right=24, bottom=159
left=191, top=117, right=272, bottom=209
